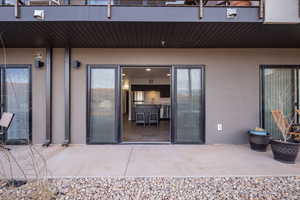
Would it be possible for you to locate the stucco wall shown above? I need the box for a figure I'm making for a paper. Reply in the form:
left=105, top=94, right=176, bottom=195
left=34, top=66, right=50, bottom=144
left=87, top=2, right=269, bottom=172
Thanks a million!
left=1, top=48, right=300, bottom=144
left=265, top=0, right=300, bottom=24
left=72, top=48, right=300, bottom=144
left=52, top=48, right=65, bottom=144
left=0, top=48, right=46, bottom=144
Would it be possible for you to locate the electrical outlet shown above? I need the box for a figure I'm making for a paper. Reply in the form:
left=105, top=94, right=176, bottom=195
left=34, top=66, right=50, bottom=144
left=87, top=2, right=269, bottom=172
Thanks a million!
left=217, top=123, right=223, bottom=132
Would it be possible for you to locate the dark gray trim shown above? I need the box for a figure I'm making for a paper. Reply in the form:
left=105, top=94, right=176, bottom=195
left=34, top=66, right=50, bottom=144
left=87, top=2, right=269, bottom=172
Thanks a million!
left=86, top=65, right=90, bottom=144
left=259, top=64, right=300, bottom=129
left=171, top=65, right=175, bottom=143
left=120, top=66, right=124, bottom=143
left=172, top=65, right=205, bottom=144
left=63, top=48, right=71, bottom=145
left=0, top=64, right=32, bottom=145
left=120, top=65, right=172, bottom=143
left=44, top=48, right=52, bottom=146
left=0, top=6, right=262, bottom=22
left=86, top=64, right=119, bottom=144
left=116, top=65, right=121, bottom=143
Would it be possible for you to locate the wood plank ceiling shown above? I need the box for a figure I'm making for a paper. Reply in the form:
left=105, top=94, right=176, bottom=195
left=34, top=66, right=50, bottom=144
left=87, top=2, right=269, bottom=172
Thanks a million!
left=0, top=22, right=300, bottom=48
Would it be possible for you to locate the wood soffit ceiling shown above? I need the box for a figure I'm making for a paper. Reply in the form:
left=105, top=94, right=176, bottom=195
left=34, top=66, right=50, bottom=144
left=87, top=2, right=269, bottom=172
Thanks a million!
left=0, top=22, right=300, bottom=48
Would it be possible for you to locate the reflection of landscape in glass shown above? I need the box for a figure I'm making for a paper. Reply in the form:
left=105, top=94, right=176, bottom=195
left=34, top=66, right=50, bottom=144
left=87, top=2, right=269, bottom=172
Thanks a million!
left=87, top=0, right=111, bottom=5
left=89, top=68, right=116, bottom=143
left=263, top=68, right=295, bottom=139
left=176, top=68, right=203, bottom=143
left=5, top=68, right=30, bottom=141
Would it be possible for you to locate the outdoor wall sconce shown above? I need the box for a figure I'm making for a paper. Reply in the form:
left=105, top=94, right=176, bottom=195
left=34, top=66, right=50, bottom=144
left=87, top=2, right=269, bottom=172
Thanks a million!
left=227, top=8, right=237, bottom=19
left=34, top=54, right=44, bottom=68
left=33, top=10, right=45, bottom=20
left=72, top=60, right=81, bottom=69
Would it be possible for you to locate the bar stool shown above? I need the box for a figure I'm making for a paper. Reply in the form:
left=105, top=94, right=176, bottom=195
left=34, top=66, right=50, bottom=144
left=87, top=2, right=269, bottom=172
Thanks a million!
left=135, top=112, right=146, bottom=127
left=148, top=112, right=159, bottom=128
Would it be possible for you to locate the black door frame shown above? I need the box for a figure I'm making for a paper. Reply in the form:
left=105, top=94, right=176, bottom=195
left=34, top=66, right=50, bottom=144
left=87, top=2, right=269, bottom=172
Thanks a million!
left=86, top=64, right=120, bottom=144
left=120, top=65, right=172, bottom=144
left=260, top=65, right=300, bottom=129
left=86, top=64, right=206, bottom=144
left=171, top=65, right=206, bottom=144
left=0, top=64, right=32, bottom=145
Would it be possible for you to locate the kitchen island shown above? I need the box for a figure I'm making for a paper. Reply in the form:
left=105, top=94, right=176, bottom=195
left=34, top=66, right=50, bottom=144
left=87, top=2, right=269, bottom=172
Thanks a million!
left=131, top=104, right=170, bottom=121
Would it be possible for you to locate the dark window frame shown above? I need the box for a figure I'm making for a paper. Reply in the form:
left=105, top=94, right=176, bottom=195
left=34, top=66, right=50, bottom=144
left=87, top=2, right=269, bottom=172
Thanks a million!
left=259, top=64, right=300, bottom=130
left=86, top=64, right=120, bottom=144
left=0, top=64, right=32, bottom=145
left=172, top=65, right=206, bottom=144
left=86, top=64, right=206, bottom=144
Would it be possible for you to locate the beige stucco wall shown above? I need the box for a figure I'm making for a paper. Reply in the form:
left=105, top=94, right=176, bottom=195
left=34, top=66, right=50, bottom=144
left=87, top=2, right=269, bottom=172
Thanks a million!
left=265, top=0, right=300, bottom=24
left=72, top=48, right=300, bottom=144
left=0, top=48, right=46, bottom=144
left=52, top=48, right=65, bottom=144
left=1, top=48, right=300, bottom=144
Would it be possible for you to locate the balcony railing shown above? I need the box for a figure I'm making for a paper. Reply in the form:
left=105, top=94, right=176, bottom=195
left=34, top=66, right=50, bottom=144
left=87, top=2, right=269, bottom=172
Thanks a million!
left=2, top=0, right=263, bottom=20
left=1, top=0, right=261, bottom=7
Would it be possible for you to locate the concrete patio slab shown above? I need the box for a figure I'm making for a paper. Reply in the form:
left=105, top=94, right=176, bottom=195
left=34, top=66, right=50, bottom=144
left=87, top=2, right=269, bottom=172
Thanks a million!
left=46, top=145, right=132, bottom=177
left=2, top=144, right=300, bottom=178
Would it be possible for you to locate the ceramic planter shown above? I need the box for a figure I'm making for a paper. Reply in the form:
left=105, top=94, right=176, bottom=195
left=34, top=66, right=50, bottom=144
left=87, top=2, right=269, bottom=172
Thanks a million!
left=248, top=133, right=270, bottom=152
left=270, top=140, right=300, bottom=164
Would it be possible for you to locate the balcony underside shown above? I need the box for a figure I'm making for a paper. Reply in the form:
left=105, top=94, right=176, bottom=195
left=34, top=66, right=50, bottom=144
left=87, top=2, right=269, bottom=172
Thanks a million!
left=0, top=21, right=300, bottom=48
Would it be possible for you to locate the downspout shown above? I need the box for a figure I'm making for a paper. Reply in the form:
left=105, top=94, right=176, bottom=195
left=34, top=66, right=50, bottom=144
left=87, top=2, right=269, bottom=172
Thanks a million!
left=62, top=48, right=71, bottom=146
left=43, top=48, right=52, bottom=147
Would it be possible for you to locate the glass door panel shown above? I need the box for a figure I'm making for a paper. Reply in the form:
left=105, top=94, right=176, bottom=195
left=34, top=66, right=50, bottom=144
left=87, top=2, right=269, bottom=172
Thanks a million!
left=1, top=66, right=31, bottom=144
left=173, top=66, right=204, bottom=143
left=88, top=66, right=118, bottom=144
left=262, top=67, right=296, bottom=139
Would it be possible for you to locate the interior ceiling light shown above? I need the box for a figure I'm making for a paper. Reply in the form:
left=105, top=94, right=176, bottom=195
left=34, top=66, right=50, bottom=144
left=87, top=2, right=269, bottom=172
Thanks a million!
left=167, top=73, right=171, bottom=77
left=145, top=68, right=151, bottom=72
left=122, top=73, right=126, bottom=76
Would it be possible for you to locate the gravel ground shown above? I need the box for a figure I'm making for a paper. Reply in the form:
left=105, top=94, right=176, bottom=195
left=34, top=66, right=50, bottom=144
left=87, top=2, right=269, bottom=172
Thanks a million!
left=1, top=176, right=300, bottom=200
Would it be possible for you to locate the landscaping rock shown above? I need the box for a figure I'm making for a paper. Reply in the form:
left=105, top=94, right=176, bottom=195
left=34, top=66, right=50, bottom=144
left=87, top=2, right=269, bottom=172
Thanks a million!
left=0, top=176, right=299, bottom=200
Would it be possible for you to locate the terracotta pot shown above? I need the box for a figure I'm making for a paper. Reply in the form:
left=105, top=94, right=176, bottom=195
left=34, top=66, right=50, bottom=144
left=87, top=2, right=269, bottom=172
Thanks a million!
left=230, top=1, right=251, bottom=6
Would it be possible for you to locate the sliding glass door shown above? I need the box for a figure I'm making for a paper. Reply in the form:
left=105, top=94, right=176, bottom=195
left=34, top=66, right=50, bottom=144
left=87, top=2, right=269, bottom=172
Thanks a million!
left=172, top=65, right=205, bottom=144
left=261, top=66, right=299, bottom=139
left=87, top=65, right=119, bottom=144
left=0, top=65, right=31, bottom=144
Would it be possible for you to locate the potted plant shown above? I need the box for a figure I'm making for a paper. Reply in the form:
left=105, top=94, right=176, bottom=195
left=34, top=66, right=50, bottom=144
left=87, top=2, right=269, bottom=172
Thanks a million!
left=248, top=128, right=270, bottom=152
left=230, top=1, right=251, bottom=6
left=270, top=110, right=300, bottom=164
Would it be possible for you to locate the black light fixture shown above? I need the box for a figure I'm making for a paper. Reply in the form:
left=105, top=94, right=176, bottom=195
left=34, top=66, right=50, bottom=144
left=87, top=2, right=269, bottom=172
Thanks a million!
left=34, top=57, right=44, bottom=68
left=72, top=60, right=81, bottom=69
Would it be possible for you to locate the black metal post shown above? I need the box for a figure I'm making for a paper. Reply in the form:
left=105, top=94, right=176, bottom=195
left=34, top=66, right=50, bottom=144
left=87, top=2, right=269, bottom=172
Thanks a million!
left=199, top=0, right=203, bottom=19
left=14, top=0, right=20, bottom=18
left=63, top=48, right=71, bottom=146
left=259, top=0, right=265, bottom=19
left=107, top=0, right=112, bottom=19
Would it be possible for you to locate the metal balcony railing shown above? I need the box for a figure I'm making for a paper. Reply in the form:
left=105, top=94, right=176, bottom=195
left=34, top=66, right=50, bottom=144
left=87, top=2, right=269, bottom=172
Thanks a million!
left=1, top=0, right=261, bottom=7
left=2, top=0, right=263, bottom=19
